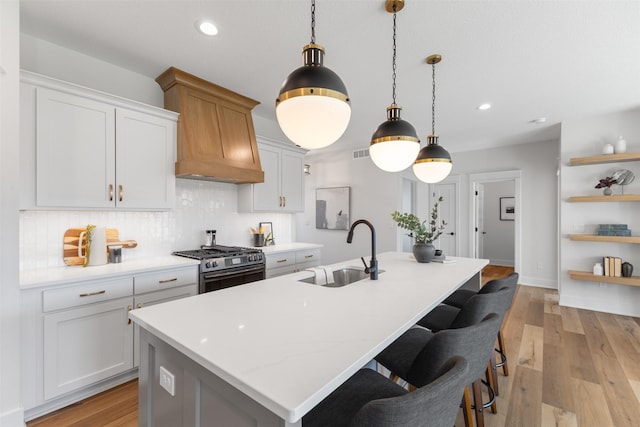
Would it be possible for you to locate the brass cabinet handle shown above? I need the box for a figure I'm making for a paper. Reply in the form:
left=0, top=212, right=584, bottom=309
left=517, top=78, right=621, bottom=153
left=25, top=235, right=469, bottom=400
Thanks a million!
left=79, top=290, right=106, bottom=297
left=137, top=303, right=142, bottom=309
left=159, top=277, right=178, bottom=284
left=127, top=305, right=133, bottom=324
left=279, top=196, right=283, bottom=207
left=283, top=196, right=286, bottom=207
left=276, top=259, right=288, bottom=263
left=109, top=184, right=114, bottom=201
left=119, top=185, right=123, bottom=202
left=304, top=254, right=314, bottom=259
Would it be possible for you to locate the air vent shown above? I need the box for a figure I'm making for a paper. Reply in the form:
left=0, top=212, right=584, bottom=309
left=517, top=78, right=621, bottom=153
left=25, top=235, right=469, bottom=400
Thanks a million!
left=352, top=148, right=370, bottom=159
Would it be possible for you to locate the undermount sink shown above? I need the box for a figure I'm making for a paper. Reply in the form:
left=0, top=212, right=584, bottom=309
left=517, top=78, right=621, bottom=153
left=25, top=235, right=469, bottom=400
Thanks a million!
left=299, top=267, right=385, bottom=288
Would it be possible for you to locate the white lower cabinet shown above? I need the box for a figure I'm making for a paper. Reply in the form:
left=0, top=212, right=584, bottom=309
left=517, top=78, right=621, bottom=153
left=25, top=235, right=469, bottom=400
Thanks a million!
left=265, top=247, right=322, bottom=278
left=22, top=264, right=198, bottom=419
left=43, top=295, right=134, bottom=400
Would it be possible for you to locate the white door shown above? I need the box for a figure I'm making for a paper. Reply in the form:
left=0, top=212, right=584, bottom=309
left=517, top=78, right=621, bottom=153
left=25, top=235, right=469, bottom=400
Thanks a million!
left=432, top=183, right=457, bottom=256
left=475, top=184, right=485, bottom=258
left=401, top=179, right=416, bottom=252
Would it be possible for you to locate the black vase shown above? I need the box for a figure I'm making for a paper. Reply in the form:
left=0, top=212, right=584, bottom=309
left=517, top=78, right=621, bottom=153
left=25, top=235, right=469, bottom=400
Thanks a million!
left=413, top=243, right=436, bottom=263
left=622, top=262, right=634, bottom=278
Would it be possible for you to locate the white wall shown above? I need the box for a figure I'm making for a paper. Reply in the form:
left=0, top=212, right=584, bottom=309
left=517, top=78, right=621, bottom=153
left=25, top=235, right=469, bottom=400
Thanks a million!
left=19, top=35, right=298, bottom=270
left=451, top=139, right=559, bottom=288
left=482, top=181, right=515, bottom=266
left=1, top=1, right=24, bottom=425
left=560, top=107, right=640, bottom=316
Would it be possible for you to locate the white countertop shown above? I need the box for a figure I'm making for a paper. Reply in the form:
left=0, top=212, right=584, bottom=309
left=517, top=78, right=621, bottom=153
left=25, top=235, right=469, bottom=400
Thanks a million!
left=20, top=256, right=200, bottom=289
left=130, top=252, right=487, bottom=422
left=252, top=242, right=323, bottom=254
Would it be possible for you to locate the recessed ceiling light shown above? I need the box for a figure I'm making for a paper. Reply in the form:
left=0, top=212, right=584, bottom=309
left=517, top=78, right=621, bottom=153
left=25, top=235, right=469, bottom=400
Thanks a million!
left=195, top=20, right=218, bottom=36
left=477, top=103, right=491, bottom=110
left=530, top=117, right=547, bottom=124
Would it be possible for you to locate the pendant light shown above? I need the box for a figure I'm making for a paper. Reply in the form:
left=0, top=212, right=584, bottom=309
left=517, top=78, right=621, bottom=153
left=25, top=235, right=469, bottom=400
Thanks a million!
left=413, top=54, right=452, bottom=183
left=275, top=0, right=351, bottom=150
left=369, top=0, right=420, bottom=172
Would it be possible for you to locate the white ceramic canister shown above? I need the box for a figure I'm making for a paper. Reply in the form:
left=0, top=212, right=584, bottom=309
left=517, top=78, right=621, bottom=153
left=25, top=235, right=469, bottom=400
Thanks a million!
left=593, top=262, right=603, bottom=276
left=614, top=136, right=627, bottom=154
left=78, top=227, right=108, bottom=266
left=602, top=143, right=614, bottom=155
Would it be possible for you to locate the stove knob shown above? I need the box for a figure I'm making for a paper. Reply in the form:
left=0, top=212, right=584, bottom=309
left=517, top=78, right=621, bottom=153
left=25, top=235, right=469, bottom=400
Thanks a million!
left=205, top=262, right=212, bottom=268
left=249, top=255, right=255, bottom=261
left=211, top=261, right=218, bottom=268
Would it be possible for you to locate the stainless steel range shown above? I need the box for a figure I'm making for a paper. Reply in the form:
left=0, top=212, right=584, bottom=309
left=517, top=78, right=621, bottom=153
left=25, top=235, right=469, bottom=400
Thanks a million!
left=172, top=245, right=265, bottom=294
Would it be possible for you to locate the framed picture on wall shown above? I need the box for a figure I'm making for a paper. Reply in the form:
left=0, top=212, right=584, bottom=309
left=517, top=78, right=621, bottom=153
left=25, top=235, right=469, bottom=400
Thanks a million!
left=500, top=197, right=515, bottom=221
left=316, top=187, right=350, bottom=230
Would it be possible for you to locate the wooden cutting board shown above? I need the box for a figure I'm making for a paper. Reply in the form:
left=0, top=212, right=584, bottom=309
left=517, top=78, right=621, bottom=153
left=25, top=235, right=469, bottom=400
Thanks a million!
left=63, top=228, right=137, bottom=266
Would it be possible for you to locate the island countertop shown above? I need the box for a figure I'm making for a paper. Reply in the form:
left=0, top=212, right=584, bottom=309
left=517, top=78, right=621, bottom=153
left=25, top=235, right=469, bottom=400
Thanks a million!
left=129, top=251, right=488, bottom=424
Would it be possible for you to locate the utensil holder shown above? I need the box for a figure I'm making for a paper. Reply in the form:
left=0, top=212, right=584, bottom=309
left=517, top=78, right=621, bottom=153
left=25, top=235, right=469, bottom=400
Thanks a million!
left=253, top=234, right=265, bottom=247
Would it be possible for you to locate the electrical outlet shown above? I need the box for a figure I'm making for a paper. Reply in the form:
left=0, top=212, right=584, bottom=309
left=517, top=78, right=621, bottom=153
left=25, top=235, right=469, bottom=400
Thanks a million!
left=159, top=366, right=175, bottom=396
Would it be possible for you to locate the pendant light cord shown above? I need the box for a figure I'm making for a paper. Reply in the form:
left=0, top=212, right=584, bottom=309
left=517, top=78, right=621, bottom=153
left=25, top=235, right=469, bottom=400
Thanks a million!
left=391, top=5, right=397, bottom=105
left=431, top=61, right=436, bottom=135
left=310, top=0, right=316, bottom=44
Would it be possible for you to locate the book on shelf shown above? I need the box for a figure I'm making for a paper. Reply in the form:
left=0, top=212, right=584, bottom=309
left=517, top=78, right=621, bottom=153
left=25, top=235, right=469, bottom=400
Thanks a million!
left=602, top=256, right=623, bottom=277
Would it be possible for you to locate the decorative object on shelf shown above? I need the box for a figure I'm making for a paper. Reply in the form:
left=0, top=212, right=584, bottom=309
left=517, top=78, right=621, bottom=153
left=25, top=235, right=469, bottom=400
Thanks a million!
left=602, top=143, right=615, bottom=155
left=593, top=262, right=603, bottom=276
left=612, top=169, right=635, bottom=194
left=391, top=196, right=447, bottom=263
left=597, top=224, right=631, bottom=236
left=413, top=54, right=452, bottom=183
left=275, top=0, right=350, bottom=150
left=595, top=176, right=617, bottom=195
left=316, top=187, right=351, bottom=230
left=622, top=262, right=634, bottom=278
left=259, top=222, right=275, bottom=246
left=369, top=0, right=420, bottom=172
left=499, top=197, right=515, bottom=221
left=614, top=136, right=627, bottom=154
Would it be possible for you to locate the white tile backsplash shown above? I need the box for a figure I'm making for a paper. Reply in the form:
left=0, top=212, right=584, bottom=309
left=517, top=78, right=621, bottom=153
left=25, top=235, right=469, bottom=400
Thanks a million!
left=20, top=179, right=294, bottom=271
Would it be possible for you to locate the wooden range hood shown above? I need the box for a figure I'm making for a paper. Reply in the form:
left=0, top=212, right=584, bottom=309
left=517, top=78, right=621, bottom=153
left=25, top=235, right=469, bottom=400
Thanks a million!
left=156, top=67, right=264, bottom=184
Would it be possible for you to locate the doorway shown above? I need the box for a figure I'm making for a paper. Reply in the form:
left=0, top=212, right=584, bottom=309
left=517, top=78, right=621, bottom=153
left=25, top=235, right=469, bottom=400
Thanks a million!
left=431, top=175, right=461, bottom=256
left=469, top=170, right=522, bottom=273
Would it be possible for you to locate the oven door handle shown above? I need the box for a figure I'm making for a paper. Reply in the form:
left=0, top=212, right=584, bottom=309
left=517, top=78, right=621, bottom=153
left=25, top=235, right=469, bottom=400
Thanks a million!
left=202, top=266, right=264, bottom=280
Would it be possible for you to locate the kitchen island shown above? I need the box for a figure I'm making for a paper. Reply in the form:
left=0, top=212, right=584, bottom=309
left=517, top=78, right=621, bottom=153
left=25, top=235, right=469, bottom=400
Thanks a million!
left=129, top=252, right=488, bottom=426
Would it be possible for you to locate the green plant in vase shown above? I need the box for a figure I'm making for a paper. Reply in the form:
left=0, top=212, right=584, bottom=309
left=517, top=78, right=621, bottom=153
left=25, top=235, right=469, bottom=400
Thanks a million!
left=392, top=196, right=447, bottom=263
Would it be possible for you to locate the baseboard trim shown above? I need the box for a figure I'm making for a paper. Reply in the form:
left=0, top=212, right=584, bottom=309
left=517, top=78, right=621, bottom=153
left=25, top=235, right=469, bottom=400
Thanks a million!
left=24, top=370, right=138, bottom=422
left=560, top=294, right=640, bottom=317
left=0, top=406, right=26, bottom=427
left=519, top=275, right=557, bottom=289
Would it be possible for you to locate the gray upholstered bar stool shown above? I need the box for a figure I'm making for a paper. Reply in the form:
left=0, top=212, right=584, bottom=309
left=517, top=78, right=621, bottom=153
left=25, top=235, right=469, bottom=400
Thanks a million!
left=303, top=356, right=469, bottom=427
left=375, top=314, right=502, bottom=427
left=417, top=280, right=516, bottom=397
left=441, top=272, right=519, bottom=377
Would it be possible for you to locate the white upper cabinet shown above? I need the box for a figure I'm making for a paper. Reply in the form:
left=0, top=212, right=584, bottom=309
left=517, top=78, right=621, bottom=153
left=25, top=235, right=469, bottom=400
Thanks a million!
left=21, top=71, right=177, bottom=210
left=238, top=137, right=306, bottom=213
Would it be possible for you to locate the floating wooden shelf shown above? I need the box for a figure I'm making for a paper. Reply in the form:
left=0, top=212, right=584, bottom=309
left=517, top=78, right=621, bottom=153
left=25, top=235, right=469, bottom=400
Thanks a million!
left=569, top=152, right=640, bottom=166
left=569, top=234, right=640, bottom=243
left=568, top=194, right=640, bottom=203
left=569, top=270, right=640, bottom=287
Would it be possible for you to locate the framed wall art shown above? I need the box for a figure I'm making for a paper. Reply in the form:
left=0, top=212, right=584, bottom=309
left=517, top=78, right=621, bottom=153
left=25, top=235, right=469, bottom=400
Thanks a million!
left=316, top=187, right=350, bottom=230
left=500, top=197, right=515, bottom=221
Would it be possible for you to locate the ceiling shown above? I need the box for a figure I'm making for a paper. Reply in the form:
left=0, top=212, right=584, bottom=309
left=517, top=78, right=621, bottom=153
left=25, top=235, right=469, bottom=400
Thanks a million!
left=19, top=0, right=640, bottom=154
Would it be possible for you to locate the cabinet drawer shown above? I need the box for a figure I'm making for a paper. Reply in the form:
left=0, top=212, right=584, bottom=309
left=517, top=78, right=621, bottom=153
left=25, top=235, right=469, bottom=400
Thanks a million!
left=134, top=267, right=198, bottom=295
left=296, top=248, right=321, bottom=264
left=266, top=252, right=296, bottom=270
left=43, top=277, right=133, bottom=312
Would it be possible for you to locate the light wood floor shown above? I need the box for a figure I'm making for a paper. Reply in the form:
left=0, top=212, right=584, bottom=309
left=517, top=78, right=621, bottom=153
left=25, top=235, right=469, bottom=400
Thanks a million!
left=28, top=265, right=640, bottom=427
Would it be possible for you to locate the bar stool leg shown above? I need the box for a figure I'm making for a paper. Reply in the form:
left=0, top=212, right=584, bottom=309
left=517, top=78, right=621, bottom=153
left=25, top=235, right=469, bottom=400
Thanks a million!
left=462, top=386, right=474, bottom=427
left=496, top=329, right=509, bottom=376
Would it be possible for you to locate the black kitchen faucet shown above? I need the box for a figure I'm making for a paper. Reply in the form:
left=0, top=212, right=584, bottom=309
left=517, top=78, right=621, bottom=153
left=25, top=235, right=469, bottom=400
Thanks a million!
left=346, top=219, right=378, bottom=280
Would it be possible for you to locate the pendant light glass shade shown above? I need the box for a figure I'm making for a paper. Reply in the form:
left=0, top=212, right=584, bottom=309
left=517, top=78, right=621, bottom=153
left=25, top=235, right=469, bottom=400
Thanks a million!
left=275, top=1, right=350, bottom=150
left=413, top=135, right=452, bottom=183
left=276, top=44, right=350, bottom=149
left=413, top=54, right=452, bottom=183
left=370, top=105, right=420, bottom=171
left=370, top=0, right=419, bottom=172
